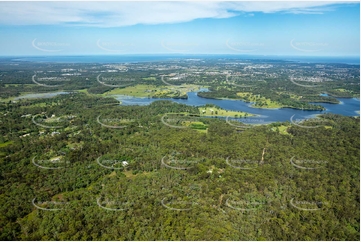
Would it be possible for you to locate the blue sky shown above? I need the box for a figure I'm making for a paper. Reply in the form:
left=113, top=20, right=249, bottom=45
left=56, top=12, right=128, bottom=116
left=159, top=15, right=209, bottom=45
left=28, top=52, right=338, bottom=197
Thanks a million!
left=0, top=1, right=359, bottom=56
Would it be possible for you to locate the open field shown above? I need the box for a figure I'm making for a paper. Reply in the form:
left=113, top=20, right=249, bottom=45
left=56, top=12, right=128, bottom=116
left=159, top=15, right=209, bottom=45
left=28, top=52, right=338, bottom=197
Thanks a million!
left=236, top=92, right=283, bottom=108
left=271, top=125, right=291, bottom=136
left=0, top=141, right=13, bottom=148
left=104, top=84, right=203, bottom=98
left=199, top=106, right=255, bottom=117
left=335, top=88, right=351, bottom=93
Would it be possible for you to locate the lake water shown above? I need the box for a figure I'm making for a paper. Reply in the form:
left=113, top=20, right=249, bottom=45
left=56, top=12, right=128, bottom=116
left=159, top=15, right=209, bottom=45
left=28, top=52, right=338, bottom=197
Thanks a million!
left=11, top=90, right=359, bottom=124
left=114, top=92, right=360, bottom=124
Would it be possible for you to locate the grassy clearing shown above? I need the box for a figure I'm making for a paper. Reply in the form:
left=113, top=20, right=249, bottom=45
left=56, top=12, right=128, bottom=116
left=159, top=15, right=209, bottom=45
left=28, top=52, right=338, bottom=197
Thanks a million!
left=237, top=92, right=283, bottom=109
left=0, top=97, right=14, bottom=102
left=104, top=85, right=163, bottom=97
left=108, top=171, right=117, bottom=177
left=77, top=89, right=89, bottom=94
left=0, top=141, right=13, bottom=148
left=271, top=125, right=291, bottom=136
left=335, top=88, right=350, bottom=93
left=77, top=89, right=100, bottom=97
left=183, top=121, right=208, bottom=133
left=20, top=102, right=56, bottom=108
left=123, top=170, right=151, bottom=179
left=104, top=84, right=203, bottom=98
left=199, top=106, right=255, bottom=117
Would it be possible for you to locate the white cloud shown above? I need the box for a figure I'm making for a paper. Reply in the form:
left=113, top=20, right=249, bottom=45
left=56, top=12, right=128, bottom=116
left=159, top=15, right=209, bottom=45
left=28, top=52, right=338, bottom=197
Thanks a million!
left=0, top=1, right=354, bottom=27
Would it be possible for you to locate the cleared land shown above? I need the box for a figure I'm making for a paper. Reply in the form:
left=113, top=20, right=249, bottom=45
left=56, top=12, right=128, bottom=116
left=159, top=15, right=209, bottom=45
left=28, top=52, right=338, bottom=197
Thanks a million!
left=199, top=106, right=255, bottom=117
left=104, top=84, right=202, bottom=98
left=271, top=125, right=291, bottom=136
left=0, top=141, right=13, bottom=148
left=236, top=92, right=283, bottom=109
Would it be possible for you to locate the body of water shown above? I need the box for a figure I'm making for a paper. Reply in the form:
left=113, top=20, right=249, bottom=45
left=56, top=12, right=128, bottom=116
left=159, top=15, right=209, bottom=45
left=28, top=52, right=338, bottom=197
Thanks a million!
left=10, top=90, right=359, bottom=124
left=114, top=92, right=360, bottom=124
left=6, top=54, right=360, bottom=123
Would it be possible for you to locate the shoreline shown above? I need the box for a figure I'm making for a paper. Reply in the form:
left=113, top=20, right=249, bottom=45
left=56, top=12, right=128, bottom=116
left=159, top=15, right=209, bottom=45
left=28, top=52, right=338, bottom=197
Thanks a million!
left=200, top=95, right=325, bottom=111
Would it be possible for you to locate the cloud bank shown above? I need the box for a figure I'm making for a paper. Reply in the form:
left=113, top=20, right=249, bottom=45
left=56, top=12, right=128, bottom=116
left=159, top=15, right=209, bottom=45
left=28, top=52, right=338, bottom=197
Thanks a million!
left=0, top=1, right=354, bottom=27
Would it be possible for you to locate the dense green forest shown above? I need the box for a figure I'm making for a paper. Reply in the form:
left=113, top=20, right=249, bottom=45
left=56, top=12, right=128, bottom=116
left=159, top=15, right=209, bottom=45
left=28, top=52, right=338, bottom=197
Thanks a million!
left=0, top=92, right=359, bottom=240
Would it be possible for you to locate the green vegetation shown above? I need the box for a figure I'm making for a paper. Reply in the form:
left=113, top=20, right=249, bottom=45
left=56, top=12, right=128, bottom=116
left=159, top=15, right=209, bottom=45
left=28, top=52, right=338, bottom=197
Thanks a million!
left=0, top=141, right=13, bottom=148
left=0, top=92, right=359, bottom=240
left=104, top=84, right=203, bottom=99
left=0, top=58, right=359, bottom=240
left=236, top=92, right=283, bottom=108
left=271, top=124, right=291, bottom=136
left=199, top=104, right=255, bottom=117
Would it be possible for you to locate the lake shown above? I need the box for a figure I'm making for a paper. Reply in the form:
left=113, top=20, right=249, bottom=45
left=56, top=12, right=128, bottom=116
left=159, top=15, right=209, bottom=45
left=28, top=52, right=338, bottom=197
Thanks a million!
left=113, top=92, right=360, bottom=124
left=10, top=90, right=359, bottom=124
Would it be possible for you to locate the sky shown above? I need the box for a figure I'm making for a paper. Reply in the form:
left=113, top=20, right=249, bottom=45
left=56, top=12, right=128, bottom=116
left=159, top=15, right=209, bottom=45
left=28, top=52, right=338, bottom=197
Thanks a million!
left=0, top=1, right=359, bottom=56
